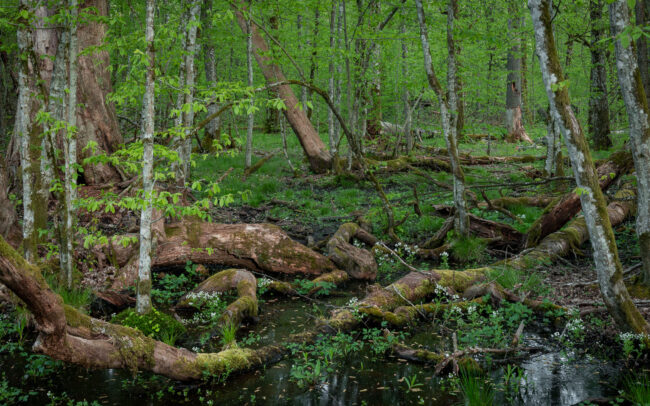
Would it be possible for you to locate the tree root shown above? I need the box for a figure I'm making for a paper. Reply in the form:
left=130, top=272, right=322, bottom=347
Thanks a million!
left=327, top=223, right=377, bottom=280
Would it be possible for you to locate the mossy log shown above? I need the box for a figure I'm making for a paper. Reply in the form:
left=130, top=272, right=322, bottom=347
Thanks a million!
left=486, top=196, right=554, bottom=209
left=327, top=223, right=377, bottom=280
left=175, top=269, right=258, bottom=329
left=111, top=222, right=338, bottom=290
left=524, top=150, right=633, bottom=248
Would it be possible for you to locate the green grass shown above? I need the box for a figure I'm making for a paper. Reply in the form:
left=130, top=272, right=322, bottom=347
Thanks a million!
left=458, top=370, right=494, bottom=406
left=450, top=235, right=488, bottom=265
left=44, top=273, right=92, bottom=313
left=623, top=373, right=650, bottom=406
left=487, top=266, right=547, bottom=296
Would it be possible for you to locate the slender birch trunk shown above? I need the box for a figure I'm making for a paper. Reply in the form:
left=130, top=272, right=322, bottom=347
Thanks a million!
left=245, top=9, right=254, bottom=170
left=61, top=0, right=79, bottom=287
left=414, top=0, right=469, bottom=236
left=529, top=0, right=649, bottom=333
left=174, top=0, right=199, bottom=187
left=137, top=0, right=156, bottom=314
left=328, top=1, right=337, bottom=154
left=609, top=0, right=650, bottom=286
left=16, top=1, right=39, bottom=263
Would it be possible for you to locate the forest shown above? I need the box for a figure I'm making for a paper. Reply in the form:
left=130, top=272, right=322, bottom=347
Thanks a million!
left=0, top=0, right=649, bottom=404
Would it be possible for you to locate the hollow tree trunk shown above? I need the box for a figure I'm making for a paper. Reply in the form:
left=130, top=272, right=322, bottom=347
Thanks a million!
left=529, top=0, right=649, bottom=333
left=609, top=0, right=650, bottom=286
left=415, top=0, right=470, bottom=236
left=588, top=0, right=613, bottom=150
left=505, top=5, right=533, bottom=144
left=231, top=1, right=332, bottom=174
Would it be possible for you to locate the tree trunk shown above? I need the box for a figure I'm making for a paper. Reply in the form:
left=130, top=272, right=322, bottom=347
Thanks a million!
left=529, top=0, right=649, bottom=334
left=15, top=1, right=48, bottom=263
left=173, top=0, right=199, bottom=187
left=202, top=0, right=220, bottom=147
left=636, top=0, right=650, bottom=108
left=74, top=0, right=124, bottom=184
left=544, top=106, right=561, bottom=175
left=505, top=7, right=532, bottom=144
left=609, top=0, right=650, bottom=286
left=588, top=0, right=613, bottom=150
left=245, top=10, right=254, bottom=170
left=328, top=1, right=339, bottom=154
left=415, top=0, right=470, bottom=236
left=231, top=1, right=332, bottom=174
left=136, top=0, right=155, bottom=315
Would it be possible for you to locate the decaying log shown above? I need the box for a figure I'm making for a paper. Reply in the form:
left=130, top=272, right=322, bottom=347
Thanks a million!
left=175, top=269, right=258, bottom=330
left=524, top=150, right=633, bottom=248
left=485, top=196, right=554, bottom=209
left=327, top=223, right=377, bottom=280
left=433, top=205, right=525, bottom=250
left=110, top=222, right=338, bottom=289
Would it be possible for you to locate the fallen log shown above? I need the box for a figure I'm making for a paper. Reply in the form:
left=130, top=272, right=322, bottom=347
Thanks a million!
left=175, top=269, right=258, bottom=330
left=432, top=205, right=525, bottom=250
left=110, top=222, right=338, bottom=290
left=524, top=150, right=633, bottom=248
left=0, top=183, right=639, bottom=382
left=327, top=223, right=377, bottom=280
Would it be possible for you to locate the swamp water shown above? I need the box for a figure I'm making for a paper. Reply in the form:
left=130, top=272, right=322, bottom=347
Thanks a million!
left=1, top=290, right=625, bottom=405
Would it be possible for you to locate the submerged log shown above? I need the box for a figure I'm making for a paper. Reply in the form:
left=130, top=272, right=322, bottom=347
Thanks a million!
left=524, top=150, right=633, bottom=248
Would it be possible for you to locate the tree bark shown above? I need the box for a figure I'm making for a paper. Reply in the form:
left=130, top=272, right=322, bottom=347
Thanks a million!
left=588, top=0, right=613, bottom=150
left=136, top=0, right=155, bottom=314
left=231, top=1, right=332, bottom=174
left=245, top=9, right=254, bottom=170
left=173, top=0, right=200, bottom=187
left=529, top=0, right=649, bottom=334
left=636, top=0, right=650, bottom=108
left=609, top=0, right=650, bottom=285
left=74, top=0, right=124, bottom=184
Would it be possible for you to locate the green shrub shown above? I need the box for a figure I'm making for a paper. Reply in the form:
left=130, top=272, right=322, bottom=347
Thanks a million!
left=112, top=308, right=185, bottom=341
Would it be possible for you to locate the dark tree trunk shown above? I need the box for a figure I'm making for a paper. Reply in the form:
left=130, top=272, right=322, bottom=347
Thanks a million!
left=588, top=0, right=612, bottom=150
left=505, top=7, right=532, bottom=144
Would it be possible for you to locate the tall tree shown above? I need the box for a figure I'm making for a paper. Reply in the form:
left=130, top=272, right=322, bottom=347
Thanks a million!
left=609, top=0, right=650, bottom=286
left=136, top=0, right=156, bottom=314
left=245, top=6, right=254, bottom=170
left=636, top=0, right=650, bottom=108
left=231, top=0, right=332, bottom=174
left=415, top=0, right=469, bottom=236
left=588, top=0, right=612, bottom=150
left=173, top=0, right=200, bottom=187
left=529, top=0, right=649, bottom=333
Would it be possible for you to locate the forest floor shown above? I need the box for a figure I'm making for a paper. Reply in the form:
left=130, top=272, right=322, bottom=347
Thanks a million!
left=1, top=126, right=649, bottom=405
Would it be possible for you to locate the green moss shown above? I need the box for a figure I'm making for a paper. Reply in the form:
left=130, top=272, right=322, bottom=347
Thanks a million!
left=112, top=308, right=186, bottom=341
